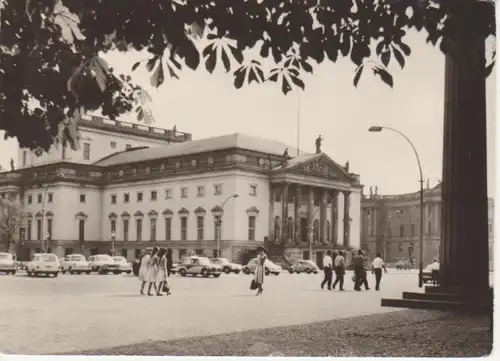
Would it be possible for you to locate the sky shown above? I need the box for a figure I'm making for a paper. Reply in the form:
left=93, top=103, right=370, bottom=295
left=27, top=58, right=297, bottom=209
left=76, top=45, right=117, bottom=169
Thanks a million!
left=0, top=30, right=497, bottom=197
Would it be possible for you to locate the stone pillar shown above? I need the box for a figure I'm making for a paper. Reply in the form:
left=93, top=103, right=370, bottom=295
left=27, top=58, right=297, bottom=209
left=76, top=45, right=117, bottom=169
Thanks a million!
left=343, top=191, right=350, bottom=248
left=320, top=189, right=327, bottom=243
left=281, top=183, right=289, bottom=244
left=294, top=184, right=301, bottom=244
left=269, top=185, right=275, bottom=243
left=440, top=3, right=489, bottom=290
left=307, top=187, right=314, bottom=245
left=331, top=190, right=339, bottom=245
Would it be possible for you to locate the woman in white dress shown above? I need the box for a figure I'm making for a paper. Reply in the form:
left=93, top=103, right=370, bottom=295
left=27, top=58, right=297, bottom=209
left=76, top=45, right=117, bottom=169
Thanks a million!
left=147, top=246, right=160, bottom=296
left=156, top=248, right=170, bottom=296
left=254, top=246, right=267, bottom=296
left=139, top=251, right=150, bottom=295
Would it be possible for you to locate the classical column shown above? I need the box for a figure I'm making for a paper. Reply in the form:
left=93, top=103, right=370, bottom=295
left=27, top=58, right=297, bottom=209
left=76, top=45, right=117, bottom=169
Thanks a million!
left=330, top=190, right=339, bottom=245
left=268, top=185, right=275, bottom=243
left=320, top=189, right=327, bottom=243
left=307, top=187, right=314, bottom=245
left=343, top=191, right=350, bottom=247
left=281, top=183, right=289, bottom=244
left=440, top=2, right=489, bottom=291
left=294, top=184, right=302, bottom=244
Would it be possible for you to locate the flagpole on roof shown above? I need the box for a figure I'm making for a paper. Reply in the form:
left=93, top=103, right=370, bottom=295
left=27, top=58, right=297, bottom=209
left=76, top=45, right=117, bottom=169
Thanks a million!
left=296, top=91, right=301, bottom=157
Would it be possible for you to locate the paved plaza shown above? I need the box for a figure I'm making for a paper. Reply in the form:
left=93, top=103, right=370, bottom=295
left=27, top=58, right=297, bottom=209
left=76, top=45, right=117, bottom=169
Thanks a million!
left=0, top=271, right=492, bottom=355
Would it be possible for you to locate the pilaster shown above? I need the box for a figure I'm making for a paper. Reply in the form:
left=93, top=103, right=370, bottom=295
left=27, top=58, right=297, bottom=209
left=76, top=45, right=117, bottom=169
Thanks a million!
left=320, top=189, right=327, bottom=243
left=281, top=183, right=289, bottom=244
left=343, top=191, right=350, bottom=248
left=331, top=190, right=338, bottom=245
left=294, top=184, right=301, bottom=244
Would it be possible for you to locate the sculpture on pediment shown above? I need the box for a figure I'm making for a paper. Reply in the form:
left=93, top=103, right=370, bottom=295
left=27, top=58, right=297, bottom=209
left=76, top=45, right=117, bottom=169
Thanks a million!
left=10, top=158, right=14, bottom=171
left=369, top=186, right=373, bottom=196
left=315, top=134, right=323, bottom=154
left=375, top=186, right=378, bottom=195
left=345, top=160, right=350, bottom=172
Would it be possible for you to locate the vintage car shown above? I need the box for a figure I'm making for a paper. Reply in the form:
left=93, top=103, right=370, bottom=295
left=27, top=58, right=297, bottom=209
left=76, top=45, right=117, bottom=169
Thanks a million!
left=60, top=254, right=91, bottom=275
left=87, top=254, right=119, bottom=274
left=112, top=256, right=133, bottom=274
left=176, top=256, right=222, bottom=278
left=26, top=253, right=60, bottom=277
left=0, top=252, right=17, bottom=275
left=288, top=260, right=319, bottom=274
left=242, top=258, right=282, bottom=276
left=210, top=258, right=242, bottom=274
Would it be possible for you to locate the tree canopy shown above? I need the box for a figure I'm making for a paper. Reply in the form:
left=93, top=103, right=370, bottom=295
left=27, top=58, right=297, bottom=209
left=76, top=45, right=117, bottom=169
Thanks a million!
left=0, top=0, right=495, bottom=152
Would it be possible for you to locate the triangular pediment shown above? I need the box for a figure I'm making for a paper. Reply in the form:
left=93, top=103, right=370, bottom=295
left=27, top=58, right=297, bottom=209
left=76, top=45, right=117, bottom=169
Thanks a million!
left=281, top=153, right=354, bottom=182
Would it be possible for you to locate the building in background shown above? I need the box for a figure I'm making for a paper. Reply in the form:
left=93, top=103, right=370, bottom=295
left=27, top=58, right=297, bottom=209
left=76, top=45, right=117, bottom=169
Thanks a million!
left=360, top=184, right=495, bottom=270
left=0, top=118, right=362, bottom=265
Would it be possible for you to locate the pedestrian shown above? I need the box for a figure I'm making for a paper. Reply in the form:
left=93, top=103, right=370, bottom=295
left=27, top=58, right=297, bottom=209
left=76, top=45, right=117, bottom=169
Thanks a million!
left=156, top=248, right=171, bottom=296
left=147, top=246, right=159, bottom=296
left=371, top=253, right=387, bottom=291
left=320, top=250, right=333, bottom=290
left=353, top=249, right=368, bottom=291
left=166, top=248, right=173, bottom=277
left=138, top=251, right=150, bottom=295
left=430, top=258, right=440, bottom=285
left=253, top=246, right=267, bottom=296
left=333, top=250, right=346, bottom=291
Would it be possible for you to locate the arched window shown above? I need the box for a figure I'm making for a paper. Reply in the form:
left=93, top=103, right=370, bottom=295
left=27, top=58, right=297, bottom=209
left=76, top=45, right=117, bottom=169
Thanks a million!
left=326, top=220, right=331, bottom=242
left=287, top=217, right=294, bottom=240
left=274, top=216, right=281, bottom=241
left=313, top=219, right=319, bottom=241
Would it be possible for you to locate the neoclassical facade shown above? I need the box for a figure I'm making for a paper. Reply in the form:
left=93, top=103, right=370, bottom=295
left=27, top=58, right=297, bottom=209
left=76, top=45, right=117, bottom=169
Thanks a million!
left=0, top=119, right=362, bottom=264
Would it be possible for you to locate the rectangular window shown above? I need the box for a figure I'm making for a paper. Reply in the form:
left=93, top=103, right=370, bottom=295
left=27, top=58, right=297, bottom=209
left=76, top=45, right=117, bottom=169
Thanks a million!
left=48, top=193, right=53, bottom=203
left=248, top=216, right=256, bottom=241
left=37, top=194, right=42, bottom=204
left=27, top=220, right=32, bottom=241
left=83, top=142, right=90, bottom=160
left=165, top=189, right=172, bottom=199
left=28, top=195, right=32, bottom=204
left=197, top=186, right=205, bottom=197
left=165, top=218, right=172, bottom=241
left=136, top=219, right=143, bottom=241
left=111, top=195, right=117, bottom=204
left=150, top=218, right=157, bottom=241
left=110, top=220, right=116, bottom=233
left=214, top=215, right=221, bottom=240
left=411, top=224, right=415, bottom=237
left=37, top=219, right=42, bottom=240
left=197, top=216, right=204, bottom=241
left=195, top=249, right=203, bottom=256
left=212, top=249, right=218, bottom=258
left=181, top=187, right=188, bottom=198
left=214, top=184, right=222, bottom=195
left=110, top=141, right=117, bottom=149
left=181, top=217, right=187, bottom=240
left=125, top=144, right=132, bottom=150
left=151, top=191, right=157, bottom=201
left=137, top=192, right=143, bottom=202
left=47, top=219, right=52, bottom=239
left=78, top=220, right=85, bottom=242
left=250, top=185, right=257, bottom=196
left=22, top=151, right=27, bottom=166
left=123, top=219, right=129, bottom=241
left=428, top=220, right=432, bottom=234
left=80, top=194, right=86, bottom=203
left=179, top=249, right=187, bottom=261
left=124, top=193, right=130, bottom=203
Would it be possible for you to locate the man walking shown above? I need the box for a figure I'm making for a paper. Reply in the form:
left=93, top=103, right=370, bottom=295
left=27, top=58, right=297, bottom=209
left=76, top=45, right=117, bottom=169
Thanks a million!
left=353, top=250, right=368, bottom=291
left=320, top=250, right=333, bottom=290
left=371, top=253, right=387, bottom=291
left=333, top=250, right=346, bottom=290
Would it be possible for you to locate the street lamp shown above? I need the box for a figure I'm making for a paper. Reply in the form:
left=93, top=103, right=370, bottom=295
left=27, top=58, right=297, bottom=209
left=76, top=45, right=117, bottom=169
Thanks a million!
left=111, top=230, right=116, bottom=256
left=368, top=125, right=425, bottom=288
left=216, top=194, right=239, bottom=257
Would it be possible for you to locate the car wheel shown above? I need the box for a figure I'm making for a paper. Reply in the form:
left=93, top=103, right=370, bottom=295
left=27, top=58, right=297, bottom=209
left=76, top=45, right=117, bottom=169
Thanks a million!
left=213, top=273, right=221, bottom=278
left=306, top=269, right=312, bottom=274
left=12, top=270, right=16, bottom=275
left=223, top=267, right=231, bottom=274
left=53, top=272, right=58, bottom=278
left=126, top=270, right=131, bottom=274
left=86, top=271, right=91, bottom=275
left=179, top=269, right=187, bottom=277
left=234, top=270, right=240, bottom=275
left=243, top=268, right=250, bottom=275
left=61, top=270, right=66, bottom=275
left=76, top=271, right=81, bottom=275
left=113, top=271, right=120, bottom=275
left=201, top=269, right=209, bottom=278
left=288, top=268, right=294, bottom=274
left=313, top=271, right=318, bottom=274
left=265, top=269, right=270, bottom=276
left=69, top=269, right=75, bottom=275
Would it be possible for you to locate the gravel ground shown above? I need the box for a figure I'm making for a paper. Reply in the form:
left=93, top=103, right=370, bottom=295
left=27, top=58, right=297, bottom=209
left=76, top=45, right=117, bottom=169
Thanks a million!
left=75, top=309, right=492, bottom=357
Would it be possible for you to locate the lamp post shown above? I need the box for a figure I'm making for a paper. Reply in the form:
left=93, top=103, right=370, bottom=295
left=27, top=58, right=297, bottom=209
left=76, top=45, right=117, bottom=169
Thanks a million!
left=216, top=194, right=239, bottom=257
left=40, top=171, right=64, bottom=253
left=368, top=125, right=425, bottom=288
left=111, top=231, right=116, bottom=256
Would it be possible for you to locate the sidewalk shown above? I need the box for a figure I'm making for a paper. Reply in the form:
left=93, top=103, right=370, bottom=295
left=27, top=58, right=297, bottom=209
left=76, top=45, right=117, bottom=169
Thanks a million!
left=75, top=309, right=492, bottom=357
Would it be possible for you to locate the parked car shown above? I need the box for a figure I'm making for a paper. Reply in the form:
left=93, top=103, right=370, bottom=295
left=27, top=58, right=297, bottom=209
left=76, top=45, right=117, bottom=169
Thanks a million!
left=288, top=260, right=319, bottom=274
left=87, top=254, right=119, bottom=274
left=170, top=263, right=179, bottom=275
left=395, top=259, right=412, bottom=270
left=422, top=262, right=440, bottom=283
left=112, top=256, right=133, bottom=274
left=60, top=254, right=91, bottom=275
left=242, top=258, right=281, bottom=276
left=210, top=258, right=242, bottom=274
left=176, top=256, right=222, bottom=278
left=0, top=252, right=17, bottom=275
left=26, top=253, right=59, bottom=277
